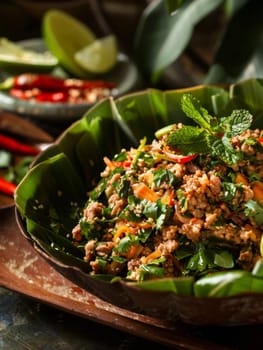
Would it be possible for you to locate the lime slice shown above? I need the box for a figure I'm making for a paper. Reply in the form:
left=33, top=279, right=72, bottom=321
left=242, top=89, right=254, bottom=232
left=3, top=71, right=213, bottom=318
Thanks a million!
left=42, top=9, right=96, bottom=77
left=0, top=38, right=58, bottom=73
left=74, top=35, right=118, bottom=74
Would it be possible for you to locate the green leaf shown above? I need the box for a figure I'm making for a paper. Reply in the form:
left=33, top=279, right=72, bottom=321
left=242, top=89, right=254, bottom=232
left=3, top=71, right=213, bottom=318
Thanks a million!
left=165, top=0, right=185, bottom=14
left=211, top=135, right=242, bottom=164
left=15, top=153, right=86, bottom=230
left=221, top=109, right=253, bottom=137
left=228, top=78, right=263, bottom=129
left=167, top=125, right=209, bottom=154
left=252, top=259, right=263, bottom=277
left=135, top=0, right=223, bottom=83
left=194, top=270, right=249, bottom=296
left=205, top=0, right=263, bottom=83
left=181, top=93, right=213, bottom=130
left=136, top=276, right=194, bottom=295
left=214, top=251, right=234, bottom=269
left=139, top=264, right=165, bottom=279
left=244, top=200, right=263, bottom=225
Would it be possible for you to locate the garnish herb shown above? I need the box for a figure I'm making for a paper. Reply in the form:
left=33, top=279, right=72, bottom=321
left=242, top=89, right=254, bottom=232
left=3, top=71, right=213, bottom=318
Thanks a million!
left=167, top=94, right=253, bottom=165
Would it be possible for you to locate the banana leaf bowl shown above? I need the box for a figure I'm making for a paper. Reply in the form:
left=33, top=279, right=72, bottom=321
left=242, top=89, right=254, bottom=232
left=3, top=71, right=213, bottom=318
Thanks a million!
left=14, top=78, right=263, bottom=326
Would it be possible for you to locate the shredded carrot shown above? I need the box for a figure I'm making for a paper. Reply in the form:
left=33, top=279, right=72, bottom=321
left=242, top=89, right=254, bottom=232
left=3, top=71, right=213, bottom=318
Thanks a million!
left=125, top=244, right=143, bottom=259
left=137, top=221, right=153, bottom=229
left=132, top=183, right=160, bottom=202
left=113, top=223, right=144, bottom=259
left=144, top=249, right=162, bottom=263
left=113, top=224, right=135, bottom=243
left=235, top=173, right=248, bottom=185
left=252, top=181, right=263, bottom=205
left=103, top=156, right=115, bottom=170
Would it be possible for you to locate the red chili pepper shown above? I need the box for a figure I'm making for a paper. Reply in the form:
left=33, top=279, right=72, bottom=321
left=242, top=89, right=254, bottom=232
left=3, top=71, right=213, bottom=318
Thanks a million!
left=162, top=148, right=198, bottom=163
left=0, top=133, right=39, bottom=155
left=0, top=176, right=16, bottom=196
left=1, top=74, right=116, bottom=91
left=35, top=91, right=69, bottom=103
left=258, top=137, right=263, bottom=145
left=112, top=160, right=132, bottom=168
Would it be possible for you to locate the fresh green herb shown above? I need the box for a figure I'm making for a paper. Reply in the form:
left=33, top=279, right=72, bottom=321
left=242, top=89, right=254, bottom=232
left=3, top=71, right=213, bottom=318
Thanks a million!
left=139, top=256, right=166, bottom=280
left=153, top=168, right=179, bottom=187
left=167, top=94, right=253, bottom=165
left=176, top=188, right=188, bottom=211
left=79, top=220, right=101, bottom=240
left=96, top=257, right=108, bottom=269
left=184, top=243, right=234, bottom=276
left=119, top=195, right=143, bottom=222
left=143, top=199, right=171, bottom=230
left=112, top=255, right=127, bottom=263
left=220, top=182, right=243, bottom=209
left=132, top=136, right=147, bottom=169
left=116, top=178, right=131, bottom=198
left=89, top=178, right=107, bottom=201
left=137, top=227, right=152, bottom=243
left=116, top=234, right=140, bottom=255
left=113, top=151, right=127, bottom=162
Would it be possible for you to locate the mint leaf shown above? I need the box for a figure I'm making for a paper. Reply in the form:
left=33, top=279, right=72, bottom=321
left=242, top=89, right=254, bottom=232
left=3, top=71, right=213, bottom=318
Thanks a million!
left=211, top=135, right=243, bottom=164
left=167, top=125, right=209, bottom=154
left=181, top=94, right=214, bottom=130
left=220, top=109, right=253, bottom=137
left=162, top=94, right=254, bottom=166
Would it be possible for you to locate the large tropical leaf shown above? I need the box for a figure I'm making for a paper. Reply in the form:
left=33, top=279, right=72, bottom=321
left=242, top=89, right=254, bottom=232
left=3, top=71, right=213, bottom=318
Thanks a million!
left=205, top=0, right=263, bottom=83
left=134, top=0, right=223, bottom=83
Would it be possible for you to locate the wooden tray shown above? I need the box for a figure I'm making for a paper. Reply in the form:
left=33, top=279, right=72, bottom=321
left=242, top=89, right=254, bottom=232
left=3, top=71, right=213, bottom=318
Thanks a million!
left=1, top=206, right=262, bottom=350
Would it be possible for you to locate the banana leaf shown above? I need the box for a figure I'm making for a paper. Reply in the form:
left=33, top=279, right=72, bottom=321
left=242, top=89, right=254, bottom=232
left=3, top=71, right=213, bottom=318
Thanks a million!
left=14, top=80, right=263, bottom=325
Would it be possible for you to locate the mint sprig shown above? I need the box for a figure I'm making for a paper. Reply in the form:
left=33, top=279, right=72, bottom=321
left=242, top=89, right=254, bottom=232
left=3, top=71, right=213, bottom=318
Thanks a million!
left=167, top=94, right=253, bottom=165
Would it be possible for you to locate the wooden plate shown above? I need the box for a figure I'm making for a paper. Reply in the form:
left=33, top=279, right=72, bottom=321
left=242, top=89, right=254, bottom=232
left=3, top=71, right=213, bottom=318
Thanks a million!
left=1, top=206, right=263, bottom=350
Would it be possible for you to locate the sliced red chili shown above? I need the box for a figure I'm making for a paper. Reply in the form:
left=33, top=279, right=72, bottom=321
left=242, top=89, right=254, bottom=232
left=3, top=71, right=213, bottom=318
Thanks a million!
left=112, top=160, right=132, bottom=168
left=0, top=176, right=16, bottom=196
left=0, top=133, right=39, bottom=155
left=162, top=148, right=198, bottom=163
left=35, top=91, right=69, bottom=103
left=3, top=73, right=116, bottom=91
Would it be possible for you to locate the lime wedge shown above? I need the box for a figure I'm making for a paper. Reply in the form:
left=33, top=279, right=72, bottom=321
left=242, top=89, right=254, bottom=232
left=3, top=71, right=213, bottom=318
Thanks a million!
left=0, top=38, right=58, bottom=73
left=42, top=9, right=96, bottom=77
left=74, top=35, right=118, bottom=74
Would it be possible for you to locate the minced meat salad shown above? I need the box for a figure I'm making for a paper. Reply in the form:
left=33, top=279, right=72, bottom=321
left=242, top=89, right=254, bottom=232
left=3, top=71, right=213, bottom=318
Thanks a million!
left=71, top=94, right=263, bottom=281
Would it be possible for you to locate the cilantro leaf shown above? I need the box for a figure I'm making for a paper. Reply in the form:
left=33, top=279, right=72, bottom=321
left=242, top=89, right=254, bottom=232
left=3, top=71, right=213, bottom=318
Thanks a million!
left=143, top=199, right=171, bottom=230
left=153, top=168, right=179, bottom=187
